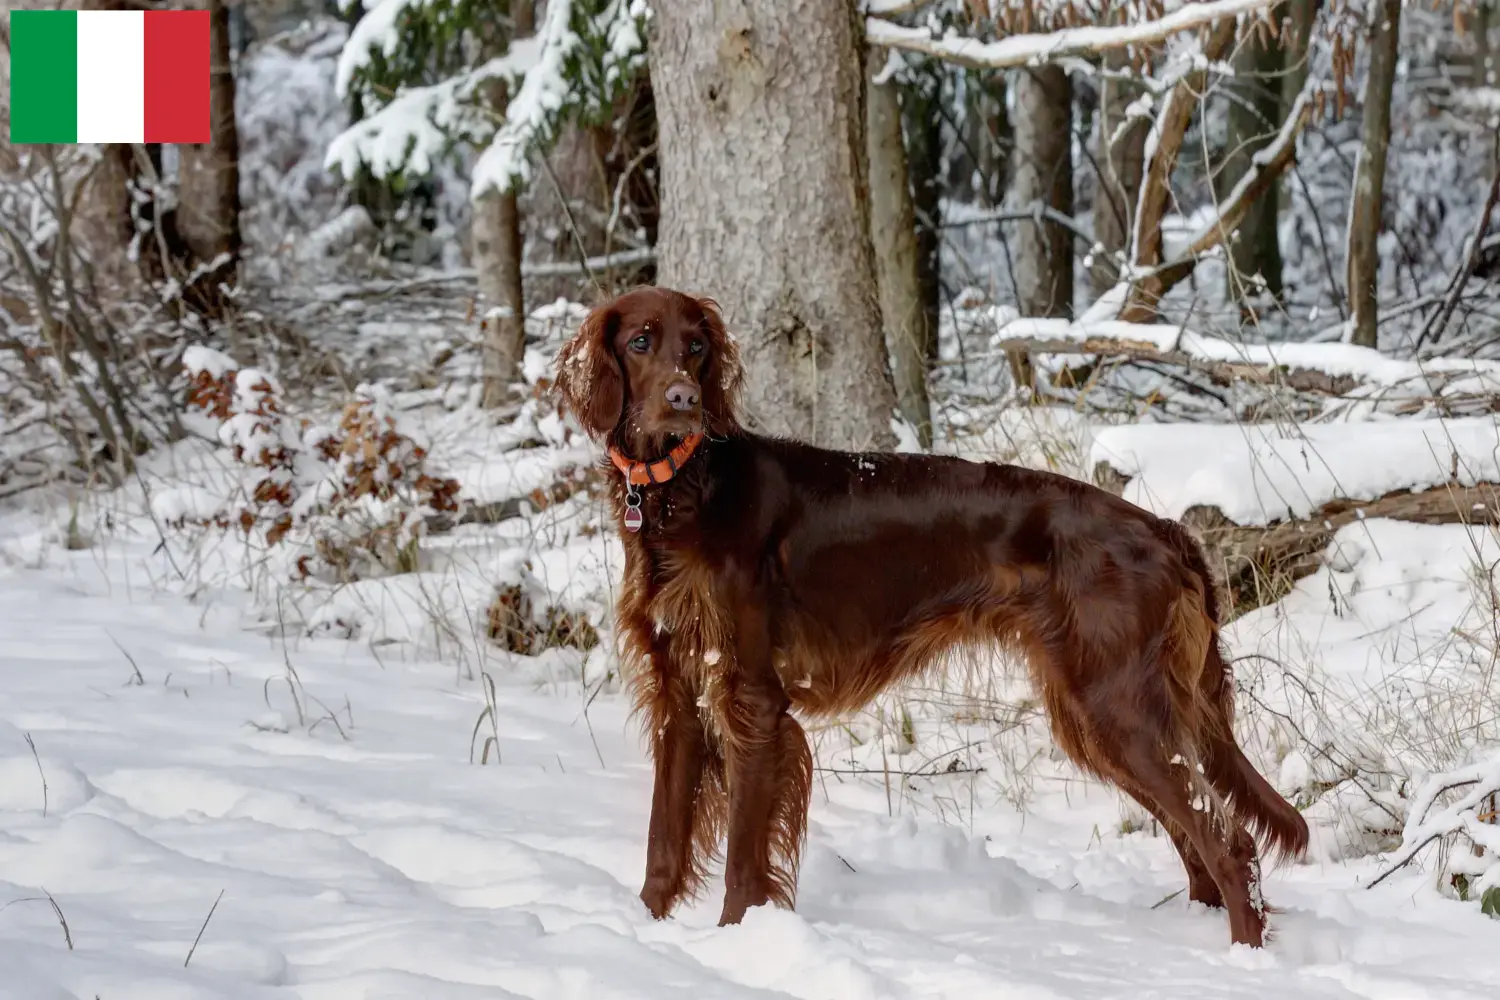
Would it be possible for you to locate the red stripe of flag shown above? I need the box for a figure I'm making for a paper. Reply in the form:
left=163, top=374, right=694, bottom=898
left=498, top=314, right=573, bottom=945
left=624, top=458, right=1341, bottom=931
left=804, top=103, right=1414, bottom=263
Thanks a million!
left=143, top=11, right=211, bottom=144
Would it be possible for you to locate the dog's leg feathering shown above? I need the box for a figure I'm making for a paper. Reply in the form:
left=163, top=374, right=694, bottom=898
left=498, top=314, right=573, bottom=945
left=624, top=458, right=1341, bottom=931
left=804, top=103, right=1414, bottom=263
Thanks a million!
left=717, top=605, right=812, bottom=926
left=637, top=640, right=725, bottom=920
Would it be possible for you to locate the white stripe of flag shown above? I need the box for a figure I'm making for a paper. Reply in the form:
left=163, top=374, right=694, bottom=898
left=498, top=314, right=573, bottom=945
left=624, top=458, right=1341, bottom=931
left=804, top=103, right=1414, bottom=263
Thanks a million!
left=76, top=11, right=145, bottom=144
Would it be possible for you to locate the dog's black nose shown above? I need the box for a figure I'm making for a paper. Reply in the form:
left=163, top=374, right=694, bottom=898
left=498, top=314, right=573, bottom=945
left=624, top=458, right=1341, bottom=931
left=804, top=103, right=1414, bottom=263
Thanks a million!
left=665, top=382, right=700, bottom=412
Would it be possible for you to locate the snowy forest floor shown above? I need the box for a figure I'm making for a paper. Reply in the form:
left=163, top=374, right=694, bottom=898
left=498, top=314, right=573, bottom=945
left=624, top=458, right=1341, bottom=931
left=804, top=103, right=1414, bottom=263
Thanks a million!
left=2, top=491, right=1498, bottom=999
left=0, top=494, right=1494, bottom=1000
left=8, top=7, right=1500, bottom=995
left=4, top=293, right=1500, bottom=995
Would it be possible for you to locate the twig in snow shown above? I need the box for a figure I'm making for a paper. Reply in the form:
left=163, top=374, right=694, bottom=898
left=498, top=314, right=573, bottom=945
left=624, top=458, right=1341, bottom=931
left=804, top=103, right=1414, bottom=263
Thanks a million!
left=106, top=630, right=146, bottom=686
left=1367, top=752, right=1500, bottom=891
left=23, top=733, right=46, bottom=818
left=604, top=142, right=657, bottom=259
left=183, top=889, right=225, bottom=967
left=1123, top=19, right=1239, bottom=319
left=1151, top=887, right=1186, bottom=909
left=1, top=891, right=74, bottom=950
left=814, top=762, right=986, bottom=778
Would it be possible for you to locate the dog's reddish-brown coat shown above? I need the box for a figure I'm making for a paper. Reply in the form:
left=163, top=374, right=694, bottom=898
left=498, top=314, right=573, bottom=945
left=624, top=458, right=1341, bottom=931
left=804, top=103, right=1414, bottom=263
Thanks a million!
left=554, top=287, right=1309, bottom=945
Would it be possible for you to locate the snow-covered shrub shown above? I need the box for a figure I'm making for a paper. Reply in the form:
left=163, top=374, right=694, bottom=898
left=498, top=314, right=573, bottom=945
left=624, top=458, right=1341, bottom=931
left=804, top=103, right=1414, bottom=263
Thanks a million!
left=0, top=145, right=189, bottom=496
left=487, top=580, right=599, bottom=654
left=178, top=346, right=460, bottom=580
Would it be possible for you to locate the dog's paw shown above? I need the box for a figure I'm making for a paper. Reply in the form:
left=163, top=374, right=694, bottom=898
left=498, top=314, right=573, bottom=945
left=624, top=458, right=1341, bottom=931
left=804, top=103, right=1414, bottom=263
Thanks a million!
left=639, top=879, right=677, bottom=920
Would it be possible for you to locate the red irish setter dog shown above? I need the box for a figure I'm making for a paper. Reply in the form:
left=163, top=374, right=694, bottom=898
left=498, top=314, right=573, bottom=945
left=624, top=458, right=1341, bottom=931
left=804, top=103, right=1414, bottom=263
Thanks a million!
left=553, top=286, right=1307, bottom=947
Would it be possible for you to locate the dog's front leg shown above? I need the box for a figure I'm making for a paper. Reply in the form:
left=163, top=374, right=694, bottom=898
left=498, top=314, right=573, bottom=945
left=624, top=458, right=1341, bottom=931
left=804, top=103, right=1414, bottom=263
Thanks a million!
left=718, top=611, right=813, bottom=926
left=639, top=644, right=723, bottom=920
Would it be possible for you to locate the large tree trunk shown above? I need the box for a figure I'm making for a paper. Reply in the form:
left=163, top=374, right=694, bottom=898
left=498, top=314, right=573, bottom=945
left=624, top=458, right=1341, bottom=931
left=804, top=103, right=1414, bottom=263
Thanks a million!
left=1011, top=65, right=1074, bottom=319
left=1346, top=0, right=1402, bottom=349
left=1220, top=28, right=1284, bottom=315
left=866, top=47, right=932, bottom=448
left=1091, top=48, right=1148, bottom=301
left=476, top=0, right=533, bottom=409
left=651, top=0, right=896, bottom=451
left=176, top=0, right=241, bottom=287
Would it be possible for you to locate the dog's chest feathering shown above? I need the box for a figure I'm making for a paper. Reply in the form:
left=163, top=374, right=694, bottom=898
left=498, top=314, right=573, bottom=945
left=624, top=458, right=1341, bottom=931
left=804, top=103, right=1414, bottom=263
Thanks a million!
left=650, top=561, right=740, bottom=731
left=612, top=541, right=742, bottom=738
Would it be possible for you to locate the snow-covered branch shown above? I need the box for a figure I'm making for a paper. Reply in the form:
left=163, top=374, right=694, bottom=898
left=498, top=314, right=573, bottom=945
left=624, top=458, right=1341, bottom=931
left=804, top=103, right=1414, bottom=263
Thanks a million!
left=327, top=0, right=645, bottom=195
left=865, top=0, right=1274, bottom=70
left=470, top=0, right=583, bottom=197
left=1368, top=751, right=1500, bottom=894
left=335, top=0, right=426, bottom=100
left=325, top=43, right=543, bottom=181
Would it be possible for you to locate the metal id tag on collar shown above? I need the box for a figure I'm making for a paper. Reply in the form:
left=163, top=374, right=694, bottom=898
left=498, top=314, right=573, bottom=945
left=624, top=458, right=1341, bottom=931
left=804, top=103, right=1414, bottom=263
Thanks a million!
left=623, top=485, right=644, bottom=532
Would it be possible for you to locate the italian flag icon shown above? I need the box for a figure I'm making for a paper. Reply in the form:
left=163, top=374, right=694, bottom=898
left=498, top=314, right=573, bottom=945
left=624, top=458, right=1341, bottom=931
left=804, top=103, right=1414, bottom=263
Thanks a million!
left=8, top=9, right=211, bottom=145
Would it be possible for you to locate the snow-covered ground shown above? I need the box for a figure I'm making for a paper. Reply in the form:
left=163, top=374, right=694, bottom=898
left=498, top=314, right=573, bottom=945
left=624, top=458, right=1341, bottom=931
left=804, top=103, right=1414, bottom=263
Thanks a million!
left=4, top=450, right=1500, bottom=999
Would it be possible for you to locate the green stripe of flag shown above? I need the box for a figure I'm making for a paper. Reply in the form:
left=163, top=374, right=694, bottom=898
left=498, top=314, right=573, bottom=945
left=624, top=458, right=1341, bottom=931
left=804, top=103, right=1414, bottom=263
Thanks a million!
left=10, top=11, right=79, bottom=144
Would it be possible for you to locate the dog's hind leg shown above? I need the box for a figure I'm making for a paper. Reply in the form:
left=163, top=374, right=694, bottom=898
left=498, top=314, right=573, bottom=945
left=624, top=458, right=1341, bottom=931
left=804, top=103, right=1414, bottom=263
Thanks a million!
left=1104, top=727, right=1265, bottom=946
left=1110, top=774, right=1225, bottom=909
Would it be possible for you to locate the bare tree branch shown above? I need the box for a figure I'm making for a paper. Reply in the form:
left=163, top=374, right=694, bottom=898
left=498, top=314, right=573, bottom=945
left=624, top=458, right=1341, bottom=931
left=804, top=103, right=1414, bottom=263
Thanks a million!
left=1417, top=129, right=1500, bottom=349
left=1119, top=18, right=1239, bottom=320
left=1135, top=80, right=1324, bottom=306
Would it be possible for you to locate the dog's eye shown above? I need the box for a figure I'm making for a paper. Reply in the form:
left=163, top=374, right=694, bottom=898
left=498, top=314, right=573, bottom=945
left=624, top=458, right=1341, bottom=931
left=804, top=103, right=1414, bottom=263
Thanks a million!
left=628, top=334, right=650, bottom=353
left=688, top=340, right=705, bottom=355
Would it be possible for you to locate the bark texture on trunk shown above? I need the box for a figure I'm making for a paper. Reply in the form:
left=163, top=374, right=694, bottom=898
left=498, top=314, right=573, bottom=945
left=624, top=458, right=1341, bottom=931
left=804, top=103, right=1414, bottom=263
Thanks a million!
left=1220, top=28, right=1284, bottom=313
left=651, top=0, right=896, bottom=450
left=1011, top=65, right=1074, bottom=319
left=1090, top=49, right=1147, bottom=301
left=1280, top=0, right=1318, bottom=113
left=476, top=0, right=533, bottom=408
left=176, top=0, right=242, bottom=280
left=866, top=47, right=931, bottom=447
left=1346, top=0, right=1402, bottom=349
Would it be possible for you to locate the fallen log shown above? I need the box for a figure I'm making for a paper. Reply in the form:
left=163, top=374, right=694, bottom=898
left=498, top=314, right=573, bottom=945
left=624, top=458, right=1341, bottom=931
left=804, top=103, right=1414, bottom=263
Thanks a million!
left=995, top=336, right=1363, bottom=395
left=1092, top=466, right=1500, bottom=616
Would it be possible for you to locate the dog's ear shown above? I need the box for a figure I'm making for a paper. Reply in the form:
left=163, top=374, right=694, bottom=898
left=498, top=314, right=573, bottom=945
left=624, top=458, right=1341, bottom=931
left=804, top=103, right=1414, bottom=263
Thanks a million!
left=696, top=297, right=743, bottom=436
left=554, top=303, right=623, bottom=439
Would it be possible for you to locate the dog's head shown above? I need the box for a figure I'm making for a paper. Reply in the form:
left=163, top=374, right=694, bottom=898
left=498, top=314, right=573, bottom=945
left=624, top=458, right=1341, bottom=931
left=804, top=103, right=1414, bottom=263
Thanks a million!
left=554, top=287, right=743, bottom=451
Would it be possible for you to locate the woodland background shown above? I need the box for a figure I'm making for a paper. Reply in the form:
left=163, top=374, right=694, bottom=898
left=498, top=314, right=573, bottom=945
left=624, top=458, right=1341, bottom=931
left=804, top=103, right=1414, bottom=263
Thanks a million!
left=4, top=2, right=1500, bottom=989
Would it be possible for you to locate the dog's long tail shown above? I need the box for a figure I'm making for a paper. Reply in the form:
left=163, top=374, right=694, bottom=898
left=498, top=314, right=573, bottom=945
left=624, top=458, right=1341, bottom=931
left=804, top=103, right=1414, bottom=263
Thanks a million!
left=1159, top=523, right=1310, bottom=866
